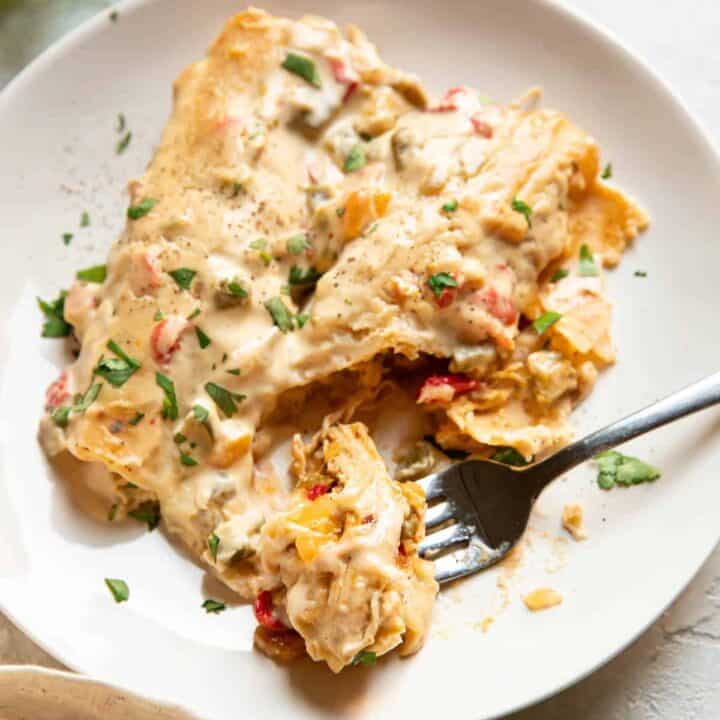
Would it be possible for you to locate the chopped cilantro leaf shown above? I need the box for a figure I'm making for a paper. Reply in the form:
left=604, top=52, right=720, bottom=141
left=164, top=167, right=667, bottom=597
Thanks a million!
left=116, top=113, right=125, bottom=132
left=94, top=340, right=141, bottom=387
left=281, top=52, right=321, bottom=87
left=195, top=327, right=212, bottom=349
left=174, top=432, right=187, bottom=445
left=169, top=267, right=196, bottom=290
left=74, top=382, right=102, bottom=412
left=288, top=265, right=320, bottom=286
left=344, top=144, right=366, bottom=173
left=108, top=503, right=118, bottom=521
left=62, top=232, right=73, bottom=246
left=109, top=9, right=118, bottom=22
left=265, top=296, right=294, bottom=332
left=491, top=447, right=531, bottom=466
left=104, top=578, right=128, bottom=602
left=116, top=131, right=131, bottom=154
left=232, top=182, right=243, bottom=197
left=442, top=199, right=458, bottom=213
left=154, top=310, right=164, bottom=321
left=202, top=598, right=226, bottom=614
left=192, top=404, right=209, bottom=423
left=179, top=451, right=198, bottom=467
left=128, top=500, right=161, bottom=531
left=129, top=411, right=144, bottom=426
left=287, top=234, right=310, bottom=255
left=80, top=211, right=90, bottom=227
left=550, top=268, right=569, bottom=282
left=76, top=265, right=107, bottom=283
left=250, top=238, right=272, bottom=265
left=227, top=280, right=248, bottom=298
left=634, top=270, right=647, bottom=278
left=511, top=198, right=532, bottom=228
left=352, top=651, right=377, bottom=666
left=51, top=406, right=71, bottom=428
left=601, top=163, right=612, bottom=179
left=205, top=382, right=245, bottom=418
left=208, top=533, right=220, bottom=561
left=155, top=372, right=178, bottom=420
left=226, top=368, right=241, bottom=376
left=427, top=272, right=457, bottom=298
left=595, top=450, right=660, bottom=490
left=296, top=313, right=310, bottom=328
left=38, top=291, right=71, bottom=337
left=533, top=311, right=562, bottom=334
left=187, top=307, right=201, bottom=320
left=579, top=244, right=599, bottom=277
left=336, top=207, right=346, bottom=217
left=127, top=197, right=156, bottom=220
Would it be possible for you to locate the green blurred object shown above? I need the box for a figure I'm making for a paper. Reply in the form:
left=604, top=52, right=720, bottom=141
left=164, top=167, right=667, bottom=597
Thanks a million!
left=0, top=0, right=111, bottom=88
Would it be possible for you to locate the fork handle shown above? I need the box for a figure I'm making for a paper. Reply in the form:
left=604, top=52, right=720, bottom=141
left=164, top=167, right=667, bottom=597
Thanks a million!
left=533, top=369, right=720, bottom=485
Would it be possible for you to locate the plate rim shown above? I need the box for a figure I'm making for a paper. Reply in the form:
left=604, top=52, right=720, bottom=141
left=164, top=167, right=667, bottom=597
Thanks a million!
left=1, top=1, right=719, bottom=718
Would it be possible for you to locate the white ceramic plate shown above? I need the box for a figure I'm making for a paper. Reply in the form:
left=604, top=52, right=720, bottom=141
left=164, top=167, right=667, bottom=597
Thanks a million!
left=2, top=1, right=720, bottom=718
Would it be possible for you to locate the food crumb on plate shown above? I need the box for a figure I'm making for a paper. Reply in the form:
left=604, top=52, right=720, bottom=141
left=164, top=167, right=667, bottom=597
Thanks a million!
left=523, top=588, right=563, bottom=611
left=562, top=503, right=588, bottom=541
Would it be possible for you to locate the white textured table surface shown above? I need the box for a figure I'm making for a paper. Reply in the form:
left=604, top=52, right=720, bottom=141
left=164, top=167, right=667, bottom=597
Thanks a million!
left=1, top=1, right=719, bottom=717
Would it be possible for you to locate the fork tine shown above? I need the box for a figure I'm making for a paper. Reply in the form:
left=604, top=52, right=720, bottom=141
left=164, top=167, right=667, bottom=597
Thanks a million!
left=419, top=523, right=471, bottom=558
left=433, top=539, right=511, bottom=584
left=415, top=472, right=445, bottom=501
left=424, top=502, right=454, bottom=530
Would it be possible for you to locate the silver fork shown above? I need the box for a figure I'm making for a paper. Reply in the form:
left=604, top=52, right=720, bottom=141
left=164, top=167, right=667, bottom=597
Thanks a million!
left=418, top=370, right=720, bottom=584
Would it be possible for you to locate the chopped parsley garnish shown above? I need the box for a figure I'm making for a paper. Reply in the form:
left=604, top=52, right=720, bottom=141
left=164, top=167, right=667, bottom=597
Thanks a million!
left=227, top=279, right=248, bottom=298
left=634, top=270, right=647, bottom=278
left=94, top=339, right=141, bottom=387
left=336, top=207, right=346, bottom=217
left=187, top=307, right=201, bottom=320
left=129, top=411, right=144, bottom=426
left=288, top=265, right=320, bottom=286
left=108, top=503, right=118, bottom=521
left=202, top=598, right=226, bottom=614
left=352, top=651, right=377, bottom=666
left=250, top=238, right=272, bottom=265
left=76, top=264, right=107, bottom=283
left=62, top=232, right=73, bottom=246
left=169, top=267, right=196, bottom=290
left=154, top=310, right=164, bottom=321
left=104, top=578, right=129, bottom=603
left=74, top=382, right=102, bottom=412
left=226, top=368, right=241, bottom=376
left=442, top=199, right=459, bottom=213
left=195, top=327, right=212, bottom=349
left=155, top=372, right=178, bottom=420
left=51, top=406, right=71, bottom=428
left=491, top=447, right=530, bottom=466
left=232, top=182, right=243, bottom=197
left=344, top=144, right=366, bottom=173
left=533, top=311, right=562, bottom=334
left=205, top=382, right=245, bottom=417
left=551, top=268, right=569, bottom=282
left=174, top=432, right=187, bottom=444
left=511, top=198, right=532, bottom=228
left=80, top=211, right=90, bottom=227
left=122, top=482, right=138, bottom=489
left=427, top=272, right=457, bottom=298
left=265, top=296, right=294, bottom=332
left=179, top=451, right=198, bottom=467
left=128, top=500, right=161, bottom=531
left=595, top=450, right=660, bottom=490
left=116, top=113, right=125, bottom=132
left=287, top=234, right=310, bottom=255
left=116, top=131, right=131, bottom=154
left=127, top=197, right=157, bottom=220
left=208, top=533, right=220, bottom=561
left=296, top=313, right=310, bottom=328
left=38, top=291, right=71, bottom=337
left=601, top=163, right=612, bottom=179
left=281, top=52, right=321, bottom=87
left=579, top=244, right=599, bottom=277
